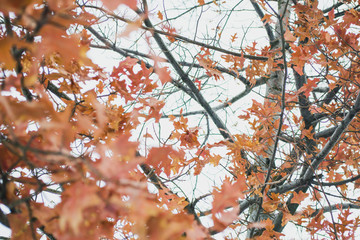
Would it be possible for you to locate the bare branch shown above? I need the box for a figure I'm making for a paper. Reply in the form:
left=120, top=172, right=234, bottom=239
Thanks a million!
left=139, top=9, right=234, bottom=142
left=311, top=203, right=360, bottom=217
left=303, top=91, right=360, bottom=180
left=83, top=4, right=269, bottom=61
left=270, top=91, right=360, bottom=194
left=162, top=87, right=252, bottom=118
left=311, top=174, right=360, bottom=187
left=250, top=0, right=275, bottom=42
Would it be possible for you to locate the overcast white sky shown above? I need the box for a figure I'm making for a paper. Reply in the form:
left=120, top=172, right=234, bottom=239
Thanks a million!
left=1, top=1, right=359, bottom=239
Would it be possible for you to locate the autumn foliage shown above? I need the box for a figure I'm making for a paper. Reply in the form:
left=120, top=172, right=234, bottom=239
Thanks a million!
left=1, top=0, right=360, bottom=239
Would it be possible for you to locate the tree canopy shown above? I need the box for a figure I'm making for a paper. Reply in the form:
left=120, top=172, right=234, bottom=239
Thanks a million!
left=1, top=0, right=360, bottom=239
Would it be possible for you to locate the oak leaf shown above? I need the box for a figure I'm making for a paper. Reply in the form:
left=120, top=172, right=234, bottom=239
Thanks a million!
left=261, top=14, right=273, bottom=24
left=8, top=209, right=40, bottom=240
left=58, top=182, right=103, bottom=234
left=138, top=97, right=165, bottom=122
left=213, top=206, right=240, bottom=232
left=212, top=177, right=245, bottom=214
left=146, top=146, right=174, bottom=176
left=157, top=11, right=163, bottom=20
left=198, top=0, right=205, bottom=6
left=197, top=48, right=224, bottom=81
left=284, top=30, right=297, bottom=42
left=186, top=222, right=208, bottom=239
left=291, top=191, right=309, bottom=204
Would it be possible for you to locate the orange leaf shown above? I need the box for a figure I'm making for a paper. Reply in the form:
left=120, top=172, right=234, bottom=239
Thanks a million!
left=139, top=97, right=165, bottom=122
left=157, top=11, right=163, bottom=20
left=38, top=25, right=92, bottom=67
left=230, top=33, right=238, bottom=42
left=209, top=154, right=222, bottom=166
left=0, top=37, right=16, bottom=69
left=58, top=182, right=102, bottom=234
left=186, top=222, right=208, bottom=239
left=111, top=134, right=139, bottom=156
left=146, top=146, right=174, bottom=176
left=213, top=206, right=240, bottom=232
left=291, top=191, right=309, bottom=204
left=101, top=0, right=137, bottom=10
left=162, top=25, right=177, bottom=42
left=212, top=177, right=245, bottom=214
left=328, top=8, right=335, bottom=22
left=284, top=30, right=297, bottom=42
left=198, top=0, right=205, bottom=5
left=298, top=78, right=319, bottom=97
left=143, top=133, right=153, bottom=139
left=118, top=18, right=143, bottom=38
left=263, top=200, right=278, bottom=212
left=156, top=65, right=171, bottom=85
left=261, top=14, right=273, bottom=24
left=196, top=49, right=224, bottom=81
left=282, top=211, right=302, bottom=226
left=8, top=210, right=40, bottom=240
left=248, top=218, right=273, bottom=230
left=180, top=128, right=200, bottom=148
left=152, top=54, right=172, bottom=84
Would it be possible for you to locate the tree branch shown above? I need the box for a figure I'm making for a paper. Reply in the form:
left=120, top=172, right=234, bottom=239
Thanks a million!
left=311, top=174, right=360, bottom=187
left=162, top=87, right=252, bottom=118
left=0, top=208, right=9, bottom=228
left=314, top=126, right=337, bottom=139
left=293, top=68, right=314, bottom=127
left=250, top=0, right=275, bottom=42
left=86, top=26, right=196, bottom=99
left=139, top=9, right=234, bottom=142
left=89, top=43, right=267, bottom=87
left=322, top=2, right=344, bottom=14
left=311, top=203, right=360, bottom=217
left=83, top=4, right=269, bottom=61
left=270, top=90, right=360, bottom=194
left=303, top=91, right=360, bottom=180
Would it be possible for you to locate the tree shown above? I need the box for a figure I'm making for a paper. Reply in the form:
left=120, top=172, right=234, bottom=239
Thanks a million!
left=1, top=0, right=360, bottom=239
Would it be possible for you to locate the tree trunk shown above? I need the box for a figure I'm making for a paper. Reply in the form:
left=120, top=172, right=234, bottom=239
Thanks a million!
left=247, top=0, right=291, bottom=238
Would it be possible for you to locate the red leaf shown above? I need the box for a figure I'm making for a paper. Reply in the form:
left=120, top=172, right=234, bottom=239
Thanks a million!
left=194, top=78, right=202, bottom=90
left=328, top=8, right=335, bottom=22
